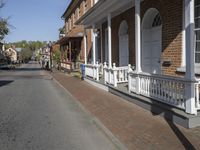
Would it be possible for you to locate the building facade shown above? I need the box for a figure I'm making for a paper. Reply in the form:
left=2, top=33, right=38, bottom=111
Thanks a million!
left=58, top=0, right=99, bottom=71
left=4, top=47, right=17, bottom=63
left=75, top=0, right=200, bottom=119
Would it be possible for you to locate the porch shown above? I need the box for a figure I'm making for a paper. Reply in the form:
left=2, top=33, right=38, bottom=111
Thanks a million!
left=57, top=36, right=83, bottom=71
left=77, top=0, right=199, bottom=116
left=84, top=63, right=200, bottom=117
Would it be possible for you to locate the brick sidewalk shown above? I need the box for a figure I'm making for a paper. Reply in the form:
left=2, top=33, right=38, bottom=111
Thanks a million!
left=52, top=71, right=200, bottom=150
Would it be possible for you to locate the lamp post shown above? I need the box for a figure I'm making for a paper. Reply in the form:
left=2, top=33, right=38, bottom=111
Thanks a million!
left=48, top=41, right=52, bottom=72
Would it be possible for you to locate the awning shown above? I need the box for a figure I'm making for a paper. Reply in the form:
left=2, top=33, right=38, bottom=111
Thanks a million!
left=76, top=0, right=134, bottom=28
left=56, top=36, right=83, bottom=45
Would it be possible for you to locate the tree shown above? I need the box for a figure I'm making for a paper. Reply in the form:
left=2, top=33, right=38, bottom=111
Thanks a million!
left=0, top=1, right=9, bottom=40
left=59, top=27, right=65, bottom=34
left=20, top=48, right=32, bottom=63
left=53, top=49, right=61, bottom=64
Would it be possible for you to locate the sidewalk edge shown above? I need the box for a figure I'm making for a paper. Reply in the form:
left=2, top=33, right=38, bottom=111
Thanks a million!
left=52, top=75, right=128, bottom=150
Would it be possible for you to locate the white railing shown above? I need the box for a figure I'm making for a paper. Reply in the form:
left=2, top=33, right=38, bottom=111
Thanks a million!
left=195, top=80, right=200, bottom=110
left=104, top=63, right=132, bottom=87
left=129, top=72, right=189, bottom=110
left=85, top=63, right=100, bottom=81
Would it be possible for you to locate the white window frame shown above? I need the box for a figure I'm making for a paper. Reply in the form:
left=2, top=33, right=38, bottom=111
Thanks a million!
left=83, top=0, right=87, bottom=14
left=66, top=22, right=68, bottom=33
left=69, top=18, right=71, bottom=30
left=72, top=14, right=75, bottom=27
left=77, top=7, right=80, bottom=19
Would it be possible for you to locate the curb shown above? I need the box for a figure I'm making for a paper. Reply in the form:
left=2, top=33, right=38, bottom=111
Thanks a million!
left=51, top=73, right=128, bottom=150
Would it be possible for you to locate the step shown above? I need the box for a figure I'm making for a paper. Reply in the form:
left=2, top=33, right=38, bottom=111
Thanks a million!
left=109, top=84, right=200, bottom=129
left=85, top=78, right=200, bottom=128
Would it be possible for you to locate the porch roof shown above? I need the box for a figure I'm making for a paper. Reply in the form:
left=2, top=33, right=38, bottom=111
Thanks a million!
left=76, top=0, right=134, bottom=28
left=56, top=36, right=83, bottom=45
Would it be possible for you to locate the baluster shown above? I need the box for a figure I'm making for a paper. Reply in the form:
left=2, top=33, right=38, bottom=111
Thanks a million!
left=96, top=62, right=99, bottom=81
left=150, top=78, right=152, bottom=96
left=176, top=83, right=180, bottom=106
left=142, top=78, right=144, bottom=94
left=166, top=80, right=170, bottom=102
left=160, top=80, right=163, bottom=100
left=196, top=84, right=200, bottom=108
left=103, top=62, right=107, bottom=84
left=113, top=63, right=117, bottom=87
left=158, top=79, right=161, bottom=98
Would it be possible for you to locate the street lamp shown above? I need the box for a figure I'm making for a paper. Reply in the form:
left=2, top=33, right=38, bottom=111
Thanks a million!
left=48, top=41, right=52, bottom=72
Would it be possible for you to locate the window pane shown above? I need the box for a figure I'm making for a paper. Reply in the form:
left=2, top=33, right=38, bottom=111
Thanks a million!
left=196, top=30, right=200, bottom=40
left=196, top=42, right=200, bottom=51
left=195, top=53, right=200, bottom=63
left=195, top=6, right=200, bottom=17
left=196, top=0, right=200, bottom=6
left=195, top=18, right=200, bottom=28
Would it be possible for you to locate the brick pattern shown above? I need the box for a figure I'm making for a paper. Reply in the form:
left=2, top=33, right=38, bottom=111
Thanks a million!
left=61, top=0, right=94, bottom=63
left=100, top=0, right=183, bottom=76
left=53, top=72, right=200, bottom=150
left=141, top=0, right=183, bottom=76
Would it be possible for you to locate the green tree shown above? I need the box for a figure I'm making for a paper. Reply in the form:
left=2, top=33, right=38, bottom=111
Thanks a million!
left=21, top=48, right=32, bottom=62
left=0, top=1, right=9, bottom=40
left=53, top=49, right=61, bottom=64
left=59, top=27, right=65, bottom=34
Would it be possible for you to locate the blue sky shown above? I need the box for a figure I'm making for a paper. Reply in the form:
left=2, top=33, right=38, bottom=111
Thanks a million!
left=1, top=0, right=71, bottom=42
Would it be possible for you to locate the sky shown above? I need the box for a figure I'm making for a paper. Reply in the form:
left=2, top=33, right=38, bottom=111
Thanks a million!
left=1, top=0, right=71, bottom=43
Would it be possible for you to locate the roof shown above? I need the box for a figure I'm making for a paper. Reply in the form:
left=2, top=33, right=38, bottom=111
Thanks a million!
left=56, top=36, right=83, bottom=45
left=62, top=0, right=82, bottom=19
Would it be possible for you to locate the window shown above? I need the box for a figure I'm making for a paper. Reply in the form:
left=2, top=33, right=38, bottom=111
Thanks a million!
left=83, top=0, right=87, bottom=14
left=195, top=0, right=200, bottom=63
left=66, top=22, right=68, bottom=33
left=69, top=19, right=71, bottom=30
left=72, top=14, right=75, bottom=27
left=77, top=8, right=80, bottom=19
left=152, top=13, right=162, bottom=27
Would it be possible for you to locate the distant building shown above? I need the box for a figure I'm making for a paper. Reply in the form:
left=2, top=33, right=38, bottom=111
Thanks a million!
left=5, top=47, right=18, bottom=63
left=0, top=42, right=5, bottom=62
left=40, top=46, right=51, bottom=69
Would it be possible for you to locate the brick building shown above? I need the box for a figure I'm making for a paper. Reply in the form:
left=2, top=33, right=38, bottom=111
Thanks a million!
left=73, top=0, right=200, bottom=127
left=57, top=0, right=98, bottom=71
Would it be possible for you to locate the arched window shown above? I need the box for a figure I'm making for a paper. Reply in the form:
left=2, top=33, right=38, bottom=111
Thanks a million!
left=152, top=13, right=162, bottom=27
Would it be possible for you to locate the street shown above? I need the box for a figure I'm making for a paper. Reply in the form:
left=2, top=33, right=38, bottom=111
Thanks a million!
left=0, top=62, right=117, bottom=150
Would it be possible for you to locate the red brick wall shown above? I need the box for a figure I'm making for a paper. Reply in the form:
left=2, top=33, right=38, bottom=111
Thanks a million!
left=63, top=0, right=93, bottom=63
left=141, top=0, right=183, bottom=76
left=101, top=0, right=183, bottom=76
left=111, top=8, right=135, bottom=66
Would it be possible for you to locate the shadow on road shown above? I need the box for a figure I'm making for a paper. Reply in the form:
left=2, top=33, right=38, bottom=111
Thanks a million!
left=150, top=101, right=196, bottom=150
left=13, top=68, right=43, bottom=71
left=0, top=80, right=14, bottom=87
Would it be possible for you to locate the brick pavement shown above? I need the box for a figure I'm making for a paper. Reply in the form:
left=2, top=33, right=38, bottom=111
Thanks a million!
left=52, top=71, right=200, bottom=150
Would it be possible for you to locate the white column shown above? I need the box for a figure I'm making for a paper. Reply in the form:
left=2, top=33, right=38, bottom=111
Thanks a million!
left=135, top=0, right=141, bottom=73
left=134, top=0, right=141, bottom=95
left=84, top=29, right=87, bottom=64
left=108, top=13, right=112, bottom=68
left=185, top=0, right=196, bottom=115
left=92, top=25, right=96, bottom=65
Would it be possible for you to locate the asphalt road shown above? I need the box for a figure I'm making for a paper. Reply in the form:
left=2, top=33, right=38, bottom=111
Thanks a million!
left=0, top=62, right=117, bottom=150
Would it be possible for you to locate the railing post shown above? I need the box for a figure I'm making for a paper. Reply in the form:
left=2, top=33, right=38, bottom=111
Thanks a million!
left=96, top=62, right=99, bottom=81
left=84, top=29, right=87, bottom=65
left=104, top=62, right=107, bottom=84
left=113, top=63, right=117, bottom=87
left=128, top=64, right=132, bottom=93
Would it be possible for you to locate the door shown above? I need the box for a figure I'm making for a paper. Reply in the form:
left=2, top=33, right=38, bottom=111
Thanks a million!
left=142, top=26, right=161, bottom=74
left=119, top=34, right=129, bottom=66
